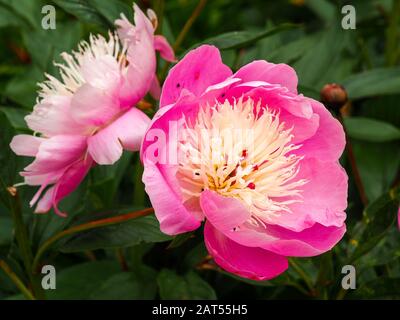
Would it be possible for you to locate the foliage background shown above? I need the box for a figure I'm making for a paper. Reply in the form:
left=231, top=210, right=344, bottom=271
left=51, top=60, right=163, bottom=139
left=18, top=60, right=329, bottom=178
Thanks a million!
left=0, top=0, right=400, bottom=300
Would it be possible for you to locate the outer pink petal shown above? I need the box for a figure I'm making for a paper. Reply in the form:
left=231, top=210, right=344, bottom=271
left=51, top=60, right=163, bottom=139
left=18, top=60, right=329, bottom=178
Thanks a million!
left=35, top=157, right=93, bottom=216
left=71, top=83, right=118, bottom=126
left=142, top=163, right=201, bottom=235
left=234, top=60, right=298, bottom=93
left=88, top=108, right=150, bottom=165
left=297, top=98, right=346, bottom=162
left=154, top=35, right=176, bottom=62
left=24, top=135, right=87, bottom=174
left=267, top=158, right=348, bottom=232
left=160, top=45, right=232, bottom=107
left=10, top=135, right=44, bottom=157
left=204, top=222, right=288, bottom=281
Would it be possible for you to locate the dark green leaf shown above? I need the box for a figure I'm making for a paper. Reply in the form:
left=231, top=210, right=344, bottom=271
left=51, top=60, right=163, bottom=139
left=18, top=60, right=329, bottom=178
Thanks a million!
left=158, top=269, right=216, bottom=300
left=60, top=215, right=171, bottom=253
left=348, top=187, right=400, bottom=263
left=343, top=67, right=400, bottom=99
left=344, top=117, right=400, bottom=142
left=349, top=278, right=400, bottom=299
left=0, top=107, right=28, bottom=131
left=87, top=0, right=132, bottom=25
left=196, top=23, right=298, bottom=51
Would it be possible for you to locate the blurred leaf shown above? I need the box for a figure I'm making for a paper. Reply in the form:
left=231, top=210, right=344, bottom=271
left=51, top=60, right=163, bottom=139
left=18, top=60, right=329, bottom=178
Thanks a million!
left=0, top=217, right=13, bottom=246
left=52, top=0, right=109, bottom=27
left=343, top=67, right=400, bottom=99
left=196, top=23, right=298, bottom=51
left=87, top=0, right=132, bottom=25
left=60, top=215, right=171, bottom=253
left=348, top=187, right=400, bottom=263
left=167, top=232, right=195, bottom=249
left=46, top=261, right=120, bottom=299
left=349, top=277, right=400, bottom=299
left=353, top=141, right=400, bottom=201
left=158, top=269, right=216, bottom=300
left=4, top=66, right=43, bottom=109
left=294, top=26, right=346, bottom=87
left=0, top=107, right=28, bottom=131
left=344, top=117, right=400, bottom=142
left=90, top=267, right=157, bottom=300
left=305, top=0, right=336, bottom=23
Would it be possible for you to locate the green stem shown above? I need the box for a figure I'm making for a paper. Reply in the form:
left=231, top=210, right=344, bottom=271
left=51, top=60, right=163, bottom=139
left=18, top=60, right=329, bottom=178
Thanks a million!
left=0, top=260, right=35, bottom=300
left=288, top=259, right=314, bottom=294
left=385, top=0, right=400, bottom=66
left=336, top=287, right=348, bottom=300
left=32, top=207, right=154, bottom=273
left=3, top=185, right=45, bottom=299
left=159, top=0, right=207, bottom=79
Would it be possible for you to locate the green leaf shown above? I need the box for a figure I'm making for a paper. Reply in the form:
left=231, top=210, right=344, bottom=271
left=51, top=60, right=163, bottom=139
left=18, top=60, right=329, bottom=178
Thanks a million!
left=349, top=277, right=400, bottom=299
left=196, top=23, right=298, bottom=51
left=0, top=107, right=28, bottom=131
left=167, top=232, right=195, bottom=249
left=45, top=261, right=120, bottom=299
left=52, top=0, right=109, bottom=27
left=60, top=215, right=171, bottom=253
left=348, top=187, right=400, bottom=263
left=305, top=0, right=336, bottom=23
left=344, top=117, right=400, bottom=142
left=343, top=67, right=400, bottom=99
left=90, top=267, right=157, bottom=300
left=158, top=269, right=216, bottom=300
left=87, top=0, right=132, bottom=25
left=0, top=217, right=13, bottom=246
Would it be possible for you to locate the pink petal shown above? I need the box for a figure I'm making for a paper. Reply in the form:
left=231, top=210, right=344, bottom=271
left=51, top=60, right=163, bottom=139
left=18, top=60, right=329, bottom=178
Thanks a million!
left=200, top=190, right=251, bottom=232
left=88, top=108, right=150, bottom=165
left=296, top=98, right=346, bottom=162
left=160, top=45, right=232, bottom=107
left=10, top=135, right=44, bottom=157
left=267, top=158, right=348, bottom=232
left=204, top=222, right=288, bottom=281
left=25, top=95, right=86, bottom=136
left=24, top=135, right=87, bottom=174
left=234, top=60, right=298, bottom=94
left=50, top=157, right=93, bottom=217
left=71, top=83, right=118, bottom=126
left=149, top=75, right=161, bottom=100
left=143, top=163, right=201, bottom=235
left=154, top=35, right=176, bottom=62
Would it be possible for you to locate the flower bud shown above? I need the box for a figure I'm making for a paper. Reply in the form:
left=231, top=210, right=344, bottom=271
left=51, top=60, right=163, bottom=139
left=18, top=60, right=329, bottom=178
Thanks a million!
left=320, top=83, right=348, bottom=112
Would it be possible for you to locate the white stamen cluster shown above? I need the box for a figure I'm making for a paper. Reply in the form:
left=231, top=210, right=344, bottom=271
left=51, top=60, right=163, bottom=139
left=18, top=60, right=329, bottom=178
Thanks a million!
left=177, top=98, right=307, bottom=226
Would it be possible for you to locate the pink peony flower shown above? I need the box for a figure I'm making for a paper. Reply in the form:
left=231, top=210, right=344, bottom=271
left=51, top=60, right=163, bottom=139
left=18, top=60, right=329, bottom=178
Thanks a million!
left=141, top=45, right=348, bottom=280
left=10, top=4, right=174, bottom=217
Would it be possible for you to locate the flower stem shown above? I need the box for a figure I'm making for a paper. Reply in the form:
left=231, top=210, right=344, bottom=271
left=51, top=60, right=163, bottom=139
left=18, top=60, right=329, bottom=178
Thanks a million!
left=338, top=112, right=369, bottom=206
left=4, top=186, right=46, bottom=299
left=0, top=260, right=35, bottom=300
left=159, top=0, right=207, bottom=80
left=32, top=208, right=154, bottom=273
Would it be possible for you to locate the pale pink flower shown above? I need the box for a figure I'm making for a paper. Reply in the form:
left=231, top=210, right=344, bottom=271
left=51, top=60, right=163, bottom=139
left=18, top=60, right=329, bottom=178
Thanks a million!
left=10, top=4, right=174, bottom=217
left=141, top=45, right=348, bottom=280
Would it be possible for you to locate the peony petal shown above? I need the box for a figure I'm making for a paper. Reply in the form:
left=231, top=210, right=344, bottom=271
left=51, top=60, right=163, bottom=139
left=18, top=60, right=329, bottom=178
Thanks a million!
left=49, top=157, right=93, bottom=217
left=154, top=35, right=176, bottom=62
left=204, top=222, right=288, bottom=281
left=200, top=190, right=251, bottom=232
left=143, top=163, right=201, bottom=235
left=297, top=98, right=346, bottom=162
left=71, top=83, right=118, bottom=126
left=88, top=107, right=150, bottom=165
left=160, top=45, right=232, bottom=107
left=234, top=60, right=298, bottom=93
left=266, top=158, right=348, bottom=232
left=10, top=135, right=44, bottom=157
left=25, top=95, right=86, bottom=136
left=24, top=135, right=87, bottom=174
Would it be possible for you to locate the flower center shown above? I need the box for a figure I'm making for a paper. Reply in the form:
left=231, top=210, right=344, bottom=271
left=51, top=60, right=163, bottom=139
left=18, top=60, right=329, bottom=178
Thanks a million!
left=177, top=97, right=307, bottom=225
